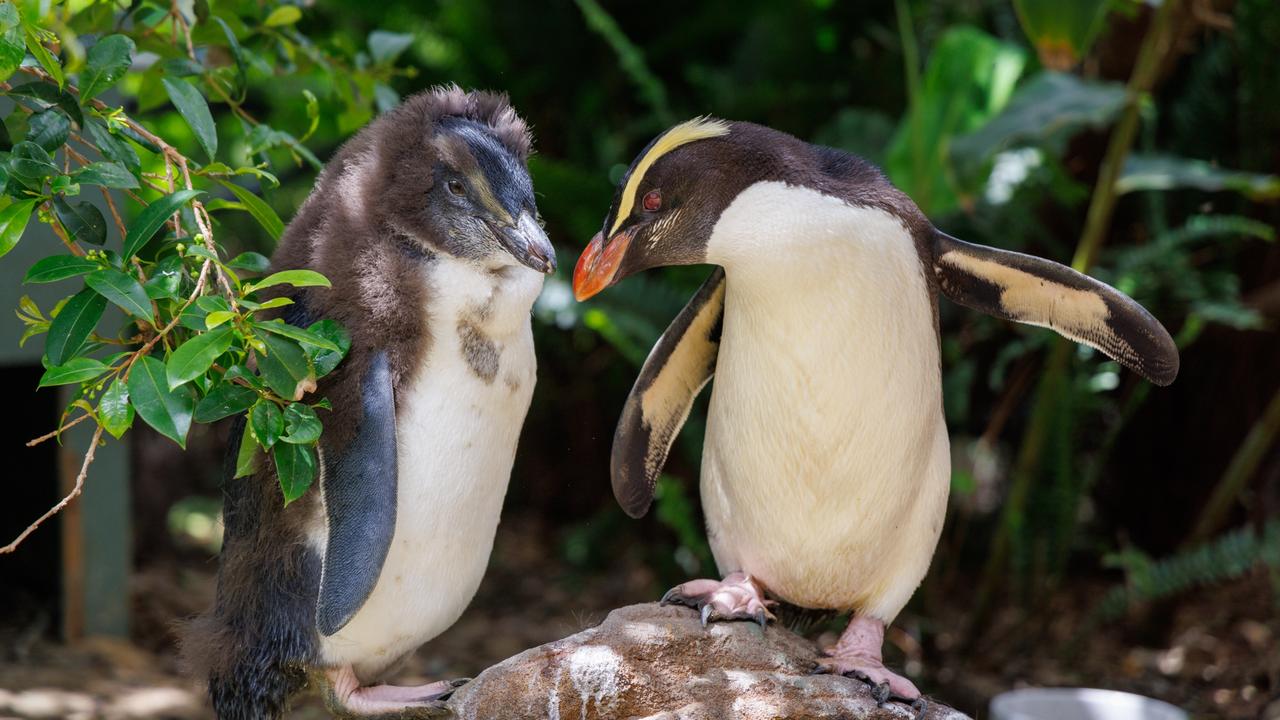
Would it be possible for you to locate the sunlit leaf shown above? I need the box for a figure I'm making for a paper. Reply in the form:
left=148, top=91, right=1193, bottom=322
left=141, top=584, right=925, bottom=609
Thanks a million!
left=80, top=34, right=135, bottom=100
left=127, top=355, right=194, bottom=448
left=53, top=196, right=107, bottom=246
left=0, top=199, right=38, bottom=258
left=166, top=325, right=234, bottom=389
left=1013, top=0, right=1111, bottom=70
left=23, top=25, right=63, bottom=88
left=273, top=442, right=316, bottom=504
left=217, top=179, right=283, bottom=240
left=84, top=268, right=152, bottom=319
left=38, top=357, right=108, bottom=388
left=122, top=189, right=203, bottom=259
left=264, top=6, right=302, bottom=27
left=234, top=420, right=260, bottom=478
left=244, top=269, right=330, bottom=293
left=0, top=3, right=24, bottom=82
left=205, top=310, right=236, bottom=328
left=162, top=77, right=218, bottom=160
left=98, top=376, right=134, bottom=438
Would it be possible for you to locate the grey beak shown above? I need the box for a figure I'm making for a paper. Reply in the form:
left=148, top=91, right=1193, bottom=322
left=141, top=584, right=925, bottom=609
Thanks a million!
left=493, top=211, right=557, bottom=274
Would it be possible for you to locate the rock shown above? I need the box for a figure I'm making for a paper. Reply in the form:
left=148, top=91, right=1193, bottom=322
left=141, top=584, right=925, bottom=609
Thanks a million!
left=446, top=603, right=970, bottom=720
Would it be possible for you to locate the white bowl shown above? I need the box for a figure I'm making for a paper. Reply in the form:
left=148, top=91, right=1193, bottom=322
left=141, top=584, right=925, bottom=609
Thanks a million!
left=990, top=687, right=1188, bottom=720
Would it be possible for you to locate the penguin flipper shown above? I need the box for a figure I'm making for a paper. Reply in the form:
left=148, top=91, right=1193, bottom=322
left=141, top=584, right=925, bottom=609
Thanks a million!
left=612, top=268, right=725, bottom=518
left=316, top=350, right=398, bottom=636
left=931, top=230, right=1179, bottom=386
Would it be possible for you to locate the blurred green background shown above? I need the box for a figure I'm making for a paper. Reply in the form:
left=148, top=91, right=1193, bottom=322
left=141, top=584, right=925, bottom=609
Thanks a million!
left=1, top=0, right=1278, bottom=718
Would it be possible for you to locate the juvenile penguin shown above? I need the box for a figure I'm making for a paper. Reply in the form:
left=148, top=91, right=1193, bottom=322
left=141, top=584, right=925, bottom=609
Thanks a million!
left=185, top=86, right=555, bottom=719
left=572, top=119, right=1177, bottom=699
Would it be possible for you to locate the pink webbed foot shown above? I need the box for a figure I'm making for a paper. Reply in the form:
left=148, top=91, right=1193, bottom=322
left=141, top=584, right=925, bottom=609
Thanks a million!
left=814, top=616, right=926, bottom=717
left=322, top=664, right=468, bottom=719
left=660, top=571, right=777, bottom=628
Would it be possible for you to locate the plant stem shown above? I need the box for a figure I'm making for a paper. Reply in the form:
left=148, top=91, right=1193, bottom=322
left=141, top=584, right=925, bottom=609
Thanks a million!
left=1188, top=386, right=1280, bottom=545
left=967, top=0, right=1184, bottom=642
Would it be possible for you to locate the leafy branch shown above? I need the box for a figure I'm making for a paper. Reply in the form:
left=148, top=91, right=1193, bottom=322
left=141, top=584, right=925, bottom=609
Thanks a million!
left=0, top=0, right=414, bottom=553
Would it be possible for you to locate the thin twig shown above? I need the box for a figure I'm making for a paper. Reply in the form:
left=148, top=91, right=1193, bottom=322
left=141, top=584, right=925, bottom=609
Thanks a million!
left=1, top=426, right=105, bottom=554
left=26, top=412, right=93, bottom=447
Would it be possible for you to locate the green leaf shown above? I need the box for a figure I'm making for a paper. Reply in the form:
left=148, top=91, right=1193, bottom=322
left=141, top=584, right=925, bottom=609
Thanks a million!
left=8, top=141, right=59, bottom=180
left=45, top=287, right=106, bottom=365
left=24, top=255, right=99, bottom=284
left=234, top=420, right=260, bottom=478
left=240, top=297, right=293, bottom=312
left=144, top=254, right=184, bottom=299
left=53, top=196, right=107, bottom=246
left=0, top=199, right=37, bottom=258
left=1117, top=154, right=1280, bottom=201
left=194, top=383, right=258, bottom=423
left=38, top=357, right=108, bottom=388
left=84, top=121, right=140, bottom=176
left=250, top=400, right=284, bottom=449
left=951, top=72, right=1128, bottom=191
left=127, top=355, right=194, bottom=448
left=205, top=310, right=236, bottom=329
left=307, top=319, right=352, bottom=377
left=27, top=109, right=69, bottom=152
left=254, top=319, right=340, bottom=352
left=7, top=81, right=85, bottom=127
left=244, top=269, right=331, bottom=294
left=281, top=402, right=322, bottom=444
left=80, top=34, right=136, bottom=100
left=0, top=3, right=24, bottom=82
left=217, top=180, right=283, bottom=241
left=273, top=442, right=316, bottom=504
left=122, top=189, right=203, bottom=259
left=257, top=332, right=314, bottom=401
left=73, top=161, right=139, bottom=189
left=228, top=251, right=271, bottom=273
left=1013, top=0, right=1111, bottom=70
left=886, top=25, right=1027, bottom=215
left=166, top=325, right=234, bottom=389
left=24, top=26, right=63, bottom=89
left=84, top=268, right=152, bottom=319
left=368, top=30, right=415, bottom=64
left=264, top=5, right=303, bottom=27
left=162, top=77, right=218, bottom=160
left=98, top=376, right=134, bottom=439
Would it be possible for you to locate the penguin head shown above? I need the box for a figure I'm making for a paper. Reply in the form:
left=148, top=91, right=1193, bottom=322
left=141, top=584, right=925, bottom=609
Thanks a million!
left=358, top=86, right=555, bottom=275
left=575, top=118, right=793, bottom=300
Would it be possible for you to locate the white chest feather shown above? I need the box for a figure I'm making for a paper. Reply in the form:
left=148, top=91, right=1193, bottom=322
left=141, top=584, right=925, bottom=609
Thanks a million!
left=318, top=258, right=542, bottom=678
left=701, top=181, right=950, bottom=621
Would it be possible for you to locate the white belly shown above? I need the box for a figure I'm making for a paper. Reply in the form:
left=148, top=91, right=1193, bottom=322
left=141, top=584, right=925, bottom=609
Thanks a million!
left=701, top=182, right=950, bottom=622
left=318, top=259, right=541, bottom=679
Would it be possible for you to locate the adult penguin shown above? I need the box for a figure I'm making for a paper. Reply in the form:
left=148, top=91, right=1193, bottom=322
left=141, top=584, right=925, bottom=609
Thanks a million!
left=185, top=86, right=555, bottom=719
left=572, top=118, right=1177, bottom=700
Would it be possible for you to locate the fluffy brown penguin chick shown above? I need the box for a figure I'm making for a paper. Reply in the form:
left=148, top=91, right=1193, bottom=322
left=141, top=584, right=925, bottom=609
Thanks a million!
left=573, top=118, right=1178, bottom=703
left=183, top=85, right=554, bottom=720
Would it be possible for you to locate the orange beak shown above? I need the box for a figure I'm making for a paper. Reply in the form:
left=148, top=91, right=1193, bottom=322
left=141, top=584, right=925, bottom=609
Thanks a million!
left=573, top=229, right=632, bottom=301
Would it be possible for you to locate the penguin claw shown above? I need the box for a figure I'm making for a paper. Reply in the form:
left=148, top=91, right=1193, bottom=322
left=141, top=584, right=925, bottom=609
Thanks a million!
left=700, top=604, right=713, bottom=628
left=660, top=572, right=775, bottom=629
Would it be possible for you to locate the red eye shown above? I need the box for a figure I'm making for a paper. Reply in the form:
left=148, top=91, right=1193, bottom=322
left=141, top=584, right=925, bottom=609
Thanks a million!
left=642, top=190, right=662, bottom=212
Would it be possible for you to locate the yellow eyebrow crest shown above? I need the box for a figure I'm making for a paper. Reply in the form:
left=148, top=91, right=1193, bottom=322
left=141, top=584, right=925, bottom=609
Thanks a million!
left=609, top=117, right=730, bottom=236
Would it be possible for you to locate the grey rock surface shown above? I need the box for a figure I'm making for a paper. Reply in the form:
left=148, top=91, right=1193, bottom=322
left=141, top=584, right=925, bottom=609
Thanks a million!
left=446, top=603, right=970, bottom=720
